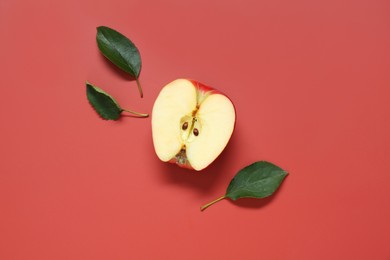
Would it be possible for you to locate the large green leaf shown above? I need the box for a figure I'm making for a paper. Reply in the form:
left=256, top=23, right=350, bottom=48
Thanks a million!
left=200, top=161, right=288, bottom=211
left=226, top=161, right=288, bottom=200
left=86, top=82, right=122, bottom=120
left=96, top=26, right=143, bottom=97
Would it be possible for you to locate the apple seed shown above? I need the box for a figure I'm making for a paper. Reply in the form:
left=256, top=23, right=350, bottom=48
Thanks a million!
left=193, top=128, right=199, bottom=136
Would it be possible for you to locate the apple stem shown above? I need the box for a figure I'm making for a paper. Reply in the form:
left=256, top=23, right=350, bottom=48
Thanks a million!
left=136, top=78, right=143, bottom=98
left=200, top=195, right=226, bottom=211
left=122, top=109, right=149, bottom=118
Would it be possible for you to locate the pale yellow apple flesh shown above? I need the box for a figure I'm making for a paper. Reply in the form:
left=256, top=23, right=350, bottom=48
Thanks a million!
left=152, top=79, right=235, bottom=171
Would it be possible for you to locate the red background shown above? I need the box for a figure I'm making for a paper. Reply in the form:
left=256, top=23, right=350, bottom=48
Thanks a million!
left=1, top=0, right=390, bottom=259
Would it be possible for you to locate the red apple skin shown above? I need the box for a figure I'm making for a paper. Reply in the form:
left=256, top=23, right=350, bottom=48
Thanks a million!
left=188, top=79, right=216, bottom=94
left=188, top=79, right=236, bottom=110
left=167, top=79, right=236, bottom=171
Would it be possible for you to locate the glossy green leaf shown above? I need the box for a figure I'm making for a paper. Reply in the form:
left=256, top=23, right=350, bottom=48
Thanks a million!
left=86, top=82, right=149, bottom=120
left=226, top=161, right=288, bottom=200
left=86, top=82, right=122, bottom=120
left=200, top=161, right=288, bottom=211
left=96, top=26, right=143, bottom=97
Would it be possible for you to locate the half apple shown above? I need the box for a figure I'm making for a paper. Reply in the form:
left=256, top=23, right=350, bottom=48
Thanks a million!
left=152, top=79, right=236, bottom=171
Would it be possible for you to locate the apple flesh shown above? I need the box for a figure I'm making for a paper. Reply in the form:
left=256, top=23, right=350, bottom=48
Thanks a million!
left=152, top=79, right=236, bottom=171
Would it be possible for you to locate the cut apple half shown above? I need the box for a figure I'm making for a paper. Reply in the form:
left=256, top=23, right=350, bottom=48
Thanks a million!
left=152, top=79, right=236, bottom=171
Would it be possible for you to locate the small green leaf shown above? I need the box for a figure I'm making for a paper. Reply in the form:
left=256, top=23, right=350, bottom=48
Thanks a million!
left=200, top=161, right=288, bottom=211
left=86, top=82, right=122, bottom=120
left=86, top=82, right=149, bottom=120
left=96, top=26, right=143, bottom=97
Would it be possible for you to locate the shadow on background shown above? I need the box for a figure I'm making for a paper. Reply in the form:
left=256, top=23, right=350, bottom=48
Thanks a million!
left=229, top=195, right=275, bottom=209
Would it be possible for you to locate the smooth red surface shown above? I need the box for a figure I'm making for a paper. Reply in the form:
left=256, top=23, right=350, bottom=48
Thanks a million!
left=1, top=0, right=389, bottom=259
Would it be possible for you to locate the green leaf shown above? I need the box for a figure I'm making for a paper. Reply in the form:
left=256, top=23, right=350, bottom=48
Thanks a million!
left=86, top=82, right=122, bottom=120
left=96, top=26, right=143, bottom=97
left=200, top=161, right=288, bottom=211
left=86, top=82, right=149, bottom=120
left=226, top=161, right=288, bottom=200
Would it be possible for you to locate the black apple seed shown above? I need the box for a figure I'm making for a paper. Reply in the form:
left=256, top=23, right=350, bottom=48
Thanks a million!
left=182, top=122, right=188, bottom=130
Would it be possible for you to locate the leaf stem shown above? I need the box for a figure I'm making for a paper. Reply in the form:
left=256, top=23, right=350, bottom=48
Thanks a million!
left=200, top=195, right=226, bottom=211
left=136, top=78, right=143, bottom=98
left=122, top=109, right=149, bottom=118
